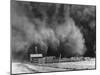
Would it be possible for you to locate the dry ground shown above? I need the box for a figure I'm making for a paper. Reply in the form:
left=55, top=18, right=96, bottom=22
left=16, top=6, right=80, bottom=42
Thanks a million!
left=12, top=58, right=96, bottom=74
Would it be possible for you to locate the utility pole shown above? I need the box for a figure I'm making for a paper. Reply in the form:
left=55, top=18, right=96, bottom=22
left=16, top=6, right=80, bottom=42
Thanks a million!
left=59, top=53, right=61, bottom=63
left=35, top=46, right=38, bottom=54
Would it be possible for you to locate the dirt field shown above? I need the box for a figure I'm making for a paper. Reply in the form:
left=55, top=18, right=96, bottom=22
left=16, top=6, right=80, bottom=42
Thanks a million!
left=12, top=58, right=96, bottom=74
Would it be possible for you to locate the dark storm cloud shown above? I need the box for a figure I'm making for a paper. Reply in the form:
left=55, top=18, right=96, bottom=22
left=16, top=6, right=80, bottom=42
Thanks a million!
left=11, top=0, right=86, bottom=59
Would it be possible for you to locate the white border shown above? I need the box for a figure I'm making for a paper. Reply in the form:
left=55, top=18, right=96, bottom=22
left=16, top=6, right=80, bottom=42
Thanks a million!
left=0, top=0, right=100, bottom=75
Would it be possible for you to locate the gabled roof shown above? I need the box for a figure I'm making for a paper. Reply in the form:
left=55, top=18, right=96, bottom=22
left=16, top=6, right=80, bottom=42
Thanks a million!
left=30, top=54, right=43, bottom=57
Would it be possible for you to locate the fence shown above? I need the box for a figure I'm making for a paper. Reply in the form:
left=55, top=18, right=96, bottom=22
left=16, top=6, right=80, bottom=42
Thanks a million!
left=31, top=56, right=59, bottom=64
left=30, top=56, right=85, bottom=64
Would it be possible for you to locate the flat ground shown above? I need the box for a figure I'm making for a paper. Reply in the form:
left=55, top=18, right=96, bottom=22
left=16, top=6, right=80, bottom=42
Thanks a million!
left=12, top=58, right=96, bottom=74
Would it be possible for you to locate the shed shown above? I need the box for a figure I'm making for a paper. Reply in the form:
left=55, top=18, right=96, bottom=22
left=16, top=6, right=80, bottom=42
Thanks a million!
left=30, top=54, right=43, bottom=63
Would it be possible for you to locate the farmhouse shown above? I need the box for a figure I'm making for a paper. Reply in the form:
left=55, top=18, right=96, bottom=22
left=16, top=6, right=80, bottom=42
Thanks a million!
left=30, top=54, right=45, bottom=64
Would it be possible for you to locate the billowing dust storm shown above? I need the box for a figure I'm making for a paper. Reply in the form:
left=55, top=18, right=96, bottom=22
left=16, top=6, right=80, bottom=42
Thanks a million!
left=11, top=1, right=86, bottom=61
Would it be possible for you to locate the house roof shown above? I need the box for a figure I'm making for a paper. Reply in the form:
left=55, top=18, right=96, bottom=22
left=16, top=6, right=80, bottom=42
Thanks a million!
left=30, top=54, right=43, bottom=57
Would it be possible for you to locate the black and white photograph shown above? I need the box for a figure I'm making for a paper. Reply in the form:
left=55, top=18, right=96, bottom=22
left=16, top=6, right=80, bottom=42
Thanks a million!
left=11, top=0, right=96, bottom=74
